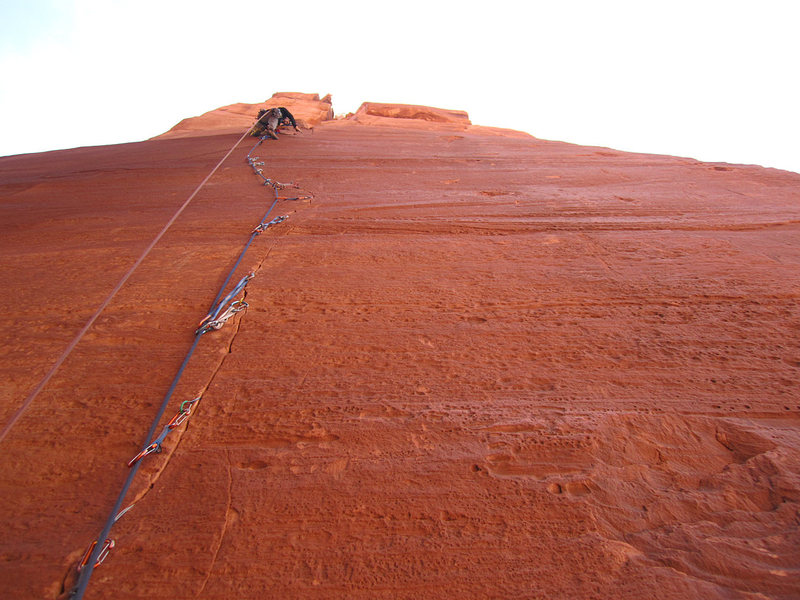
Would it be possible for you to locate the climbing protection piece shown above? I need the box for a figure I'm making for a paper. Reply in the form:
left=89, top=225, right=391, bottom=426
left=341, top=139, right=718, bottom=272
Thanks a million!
left=127, top=396, right=202, bottom=468
left=253, top=214, right=289, bottom=234
left=196, top=273, right=254, bottom=335
left=246, top=138, right=314, bottom=201
left=78, top=539, right=114, bottom=572
left=71, top=114, right=306, bottom=600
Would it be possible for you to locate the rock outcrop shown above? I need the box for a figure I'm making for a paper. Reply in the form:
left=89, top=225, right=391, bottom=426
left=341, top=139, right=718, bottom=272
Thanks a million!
left=156, top=92, right=334, bottom=139
left=346, top=102, right=471, bottom=129
left=1, top=97, right=798, bottom=600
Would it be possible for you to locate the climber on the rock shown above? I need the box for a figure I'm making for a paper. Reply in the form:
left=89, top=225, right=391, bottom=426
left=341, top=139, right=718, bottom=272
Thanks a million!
left=251, top=107, right=299, bottom=139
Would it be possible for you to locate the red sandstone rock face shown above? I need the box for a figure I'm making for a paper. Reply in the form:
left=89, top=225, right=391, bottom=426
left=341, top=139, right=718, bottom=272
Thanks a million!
left=0, top=101, right=799, bottom=600
left=348, top=102, right=472, bottom=129
left=157, top=92, right=334, bottom=139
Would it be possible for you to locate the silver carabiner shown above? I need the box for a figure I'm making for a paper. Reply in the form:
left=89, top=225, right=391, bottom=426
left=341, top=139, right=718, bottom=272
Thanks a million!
left=168, top=396, right=200, bottom=429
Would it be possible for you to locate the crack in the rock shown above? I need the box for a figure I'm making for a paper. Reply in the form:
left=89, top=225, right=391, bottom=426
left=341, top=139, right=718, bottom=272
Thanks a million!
left=56, top=172, right=303, bottom=597
left=119, top=225, right=293, bottom=509
left=194, top=447, right=234, bottom=599
left=56, top=224, right=296, bottom=596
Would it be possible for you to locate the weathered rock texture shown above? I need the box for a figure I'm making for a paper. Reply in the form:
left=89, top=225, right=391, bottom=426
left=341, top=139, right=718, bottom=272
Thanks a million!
left=347, top=102, right=472, bottom=130
left=0, top=94, right=798, bottom=600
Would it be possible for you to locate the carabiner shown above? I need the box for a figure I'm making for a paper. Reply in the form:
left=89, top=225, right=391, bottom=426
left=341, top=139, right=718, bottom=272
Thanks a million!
left=167, top=397, right=200, bottom=429
left=78, top=538, right=115, bottom=571
left=95, top=539, right=115, bottom=566
left=253, top=214, right=289, bottom=234
left=127, top=442, right=161, bottom=468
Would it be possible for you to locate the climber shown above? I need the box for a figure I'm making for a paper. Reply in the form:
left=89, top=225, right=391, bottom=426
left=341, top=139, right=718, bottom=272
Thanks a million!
left=251, top=107, right=299, bottom=139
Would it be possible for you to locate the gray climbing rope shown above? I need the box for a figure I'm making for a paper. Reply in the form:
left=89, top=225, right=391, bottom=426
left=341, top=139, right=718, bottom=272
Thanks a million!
left=70, top=119, right=300, bottom=600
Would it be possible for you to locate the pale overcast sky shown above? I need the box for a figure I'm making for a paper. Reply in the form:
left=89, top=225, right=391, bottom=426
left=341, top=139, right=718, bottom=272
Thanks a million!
left=1, top=0, right=798, bottom=173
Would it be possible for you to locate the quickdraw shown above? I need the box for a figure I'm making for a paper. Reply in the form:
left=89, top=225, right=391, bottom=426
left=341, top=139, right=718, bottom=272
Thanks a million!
left=78, top=539, right=114, bottom=572
left=253, top=214, right=289, bottom=234
left=196, top=273, right=254, bottom=335
left=246, top=137, right=313, bottom=200
left=253, top=170, right=300, bottom=190
left=127, top=396, right=201, bottom=467
left=197, top=300, right=248, bottom=334
left=127, top=442, right=161, bottom=467
left=70, top=114, right=314, bottom=600
left=265, top=179, right=299, bottom=190
left=167, top=397, right=200, bottom=429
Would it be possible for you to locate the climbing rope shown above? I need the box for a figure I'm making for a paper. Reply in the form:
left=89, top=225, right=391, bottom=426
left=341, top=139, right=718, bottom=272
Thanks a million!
left=126, top=397, right=201, bottom=467
left=69, top=120, right=304, bottom=600
left=0, top=126, right=257, bottom=447
left=247, top=136, right=314, bottom=201
left=253, top=214, right=289, bottom=234
left=198, top=299, right=248, bottom=334
left=196, top=272, right=253, bottom=335
left=78, top=539, right=114, bottom=572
